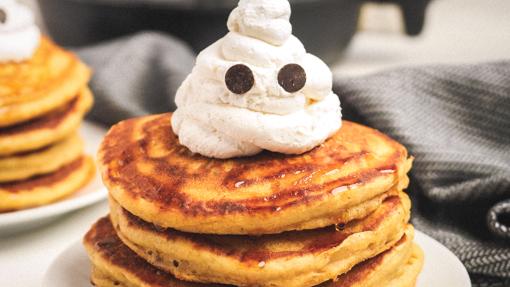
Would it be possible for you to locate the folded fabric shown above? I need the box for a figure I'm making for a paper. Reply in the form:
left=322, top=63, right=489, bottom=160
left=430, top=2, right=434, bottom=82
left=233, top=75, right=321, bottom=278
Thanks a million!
left=334, top=61, right=510, bottom=287
left=77, top=32, right=510, bottom=286
left=77, top=32, right=195, bottom=126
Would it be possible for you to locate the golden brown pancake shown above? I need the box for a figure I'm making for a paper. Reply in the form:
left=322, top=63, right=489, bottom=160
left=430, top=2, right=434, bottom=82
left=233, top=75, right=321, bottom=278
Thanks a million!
left=99, top=113, right=412, bottom=235
left=84, top=217, right=423, bottom=287
left=0, top=156, right=95, bottom=212
left=0, top=87, right=93, bottom=156
left=0, top=37, right=91, bottom=127
left=318, top=234, right=424, bottom=287
left=109, top=192, right=410, bottom=286
left=0, top=133, right=84, bottom=182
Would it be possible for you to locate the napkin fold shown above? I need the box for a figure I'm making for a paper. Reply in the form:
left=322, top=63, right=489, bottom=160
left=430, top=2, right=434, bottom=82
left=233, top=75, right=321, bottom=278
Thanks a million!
left=77, top=32, right=510, bottom=287
left=77, top=32, right=195, bottom=125
left=334, top=61, right=510, bottom=287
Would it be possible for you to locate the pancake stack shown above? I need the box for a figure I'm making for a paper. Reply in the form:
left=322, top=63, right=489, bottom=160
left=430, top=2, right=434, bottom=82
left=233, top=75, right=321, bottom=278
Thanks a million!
left=84, top=113, right=424, bottom=287
left=0, top=37, right=95, bottom=212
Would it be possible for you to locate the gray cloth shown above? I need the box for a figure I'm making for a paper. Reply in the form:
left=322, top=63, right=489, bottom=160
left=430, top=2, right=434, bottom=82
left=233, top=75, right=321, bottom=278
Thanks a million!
left=78, top=32, right=510, bottom=286
left=334, top=61, right=510, bottom=287
left=77, top=32, right=195, bottom=125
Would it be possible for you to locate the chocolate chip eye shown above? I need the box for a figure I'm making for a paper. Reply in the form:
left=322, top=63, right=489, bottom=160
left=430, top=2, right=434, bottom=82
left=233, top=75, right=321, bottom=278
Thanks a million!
left=0, top=9, right=6, bottom=24
left=278, top=64, right=306, bottom=93
left=225, top=64, right=255, bottom=95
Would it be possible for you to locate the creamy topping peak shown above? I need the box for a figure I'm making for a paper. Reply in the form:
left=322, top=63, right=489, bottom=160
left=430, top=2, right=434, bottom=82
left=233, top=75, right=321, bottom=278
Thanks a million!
left=227, top=0, right=292, bottom=46
left=0, top=0, right=40, bottom=63
left=172, top=0, right=342, bottom=159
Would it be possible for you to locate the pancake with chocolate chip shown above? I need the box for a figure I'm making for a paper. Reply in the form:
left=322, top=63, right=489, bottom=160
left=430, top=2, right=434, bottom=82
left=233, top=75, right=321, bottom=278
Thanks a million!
left=99, top=113, right=412, bottom=235
left=84, top=216, right=423, bottom=287
left=0, top=87, right=93, bottom=156
left=0, top=37, right=91, bottom=128
left=0, top=134, right=83, bottom=182
left=0, top=156, right=95, bottom=212
left=109, top=191, right=410, bottom=286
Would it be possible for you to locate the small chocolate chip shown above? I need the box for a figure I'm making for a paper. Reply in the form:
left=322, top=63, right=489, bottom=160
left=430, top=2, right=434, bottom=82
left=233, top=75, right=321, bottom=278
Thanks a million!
left=225, top=64, right=255, bottom=94
left=173, top=260, right=180, bottom=268
left=0, top=9, right=6, bottom=24
left=278, top=64, right=306, bottom=93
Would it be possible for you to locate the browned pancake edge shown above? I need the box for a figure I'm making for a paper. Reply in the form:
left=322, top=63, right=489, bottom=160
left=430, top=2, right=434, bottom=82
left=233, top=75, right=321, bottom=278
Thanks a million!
left=99, top=113, right=410, bottom=234
left=0, top=157, right=86, bottom=193
left=84, top=217, right=415, bottom=287
left=115, top=194, right=406, bottom=264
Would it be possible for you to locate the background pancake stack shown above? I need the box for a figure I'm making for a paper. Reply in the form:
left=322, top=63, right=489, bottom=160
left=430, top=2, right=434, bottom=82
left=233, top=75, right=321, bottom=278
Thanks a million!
left=0, top=37, right=95, bottom=212
left=85, top=113, right=424, bottom=287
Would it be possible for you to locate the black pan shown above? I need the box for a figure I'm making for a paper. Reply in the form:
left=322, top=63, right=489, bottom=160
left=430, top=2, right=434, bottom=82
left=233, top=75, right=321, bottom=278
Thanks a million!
left=38, top=0, right=429, bottom=63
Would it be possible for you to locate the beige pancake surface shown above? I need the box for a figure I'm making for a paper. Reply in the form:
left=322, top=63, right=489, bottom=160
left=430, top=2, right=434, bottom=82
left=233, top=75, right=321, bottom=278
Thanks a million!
left=0, top=37, right=91, bottom=127
left=0, top=156, right=95, bottom=212
left=0, top=134, right=84, bottom=182
left=319, top=234, right=424, bottom=287
left=99, top=113, right=412, bottom=235
left=84, top=217, right=423, bottom=287
left=110, top=192, right=410, bottom=287
left=0, top=87, right=93, bottom=156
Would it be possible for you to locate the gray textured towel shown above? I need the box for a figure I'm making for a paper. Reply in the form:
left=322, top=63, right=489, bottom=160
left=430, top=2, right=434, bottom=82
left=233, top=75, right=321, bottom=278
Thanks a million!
left=78, top=32, right=195, bottom=125
left=78, top=33, right=510, bottom=286
left=335, top=62, right=510, bottom=287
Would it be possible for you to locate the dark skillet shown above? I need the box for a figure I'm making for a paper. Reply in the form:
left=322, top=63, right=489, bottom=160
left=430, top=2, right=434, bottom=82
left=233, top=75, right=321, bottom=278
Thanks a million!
left=38, top=0, right=429, bottom=63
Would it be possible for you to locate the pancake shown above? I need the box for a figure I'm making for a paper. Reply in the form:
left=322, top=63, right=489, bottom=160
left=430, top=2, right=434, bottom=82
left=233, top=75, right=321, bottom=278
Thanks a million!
left=0, top=156, right=95, bottom=212
left=318, top=234, right=424, bottom=287
left=0, top=134, right=84, bottom=183
left=84, top=217, right=423, bottom=287
left=109, top=192, right=410, bottom=286
left=99, top=113, right=412, bottom=235
left=0, top=87, right=93, bottom=156
left=0, top=37, right=91, bottom=127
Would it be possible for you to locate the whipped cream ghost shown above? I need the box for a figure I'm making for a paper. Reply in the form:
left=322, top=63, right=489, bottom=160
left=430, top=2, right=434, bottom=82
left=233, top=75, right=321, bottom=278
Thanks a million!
left=172, top=0, right=342, bottom=159
left=0, top=0, right=40, bottom=63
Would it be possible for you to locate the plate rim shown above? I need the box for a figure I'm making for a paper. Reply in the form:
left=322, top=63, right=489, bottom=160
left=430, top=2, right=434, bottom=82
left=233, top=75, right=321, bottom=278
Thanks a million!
left=0, top=187, right=107, bottom=225
left=415, top=230, right=471, bottom=286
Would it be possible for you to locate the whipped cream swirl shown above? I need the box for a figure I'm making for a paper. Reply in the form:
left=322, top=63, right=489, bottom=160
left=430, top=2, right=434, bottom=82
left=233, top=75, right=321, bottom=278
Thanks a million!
left=172, top=0, right=342, bottom=159
left=0, top=0, right=40, bottom=63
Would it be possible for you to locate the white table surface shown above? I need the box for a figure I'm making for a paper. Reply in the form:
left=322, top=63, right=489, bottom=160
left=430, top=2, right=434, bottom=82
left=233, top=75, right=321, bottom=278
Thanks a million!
left=1, top=0, right=510, bottom=286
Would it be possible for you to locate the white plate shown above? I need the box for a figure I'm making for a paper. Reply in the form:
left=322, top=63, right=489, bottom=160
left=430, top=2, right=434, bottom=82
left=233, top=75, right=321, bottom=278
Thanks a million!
left=43, top=230, right=471, bottom=287
left=415, top=231, right=471, bottom=286
left=0, top=121, right=108, bottom=237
